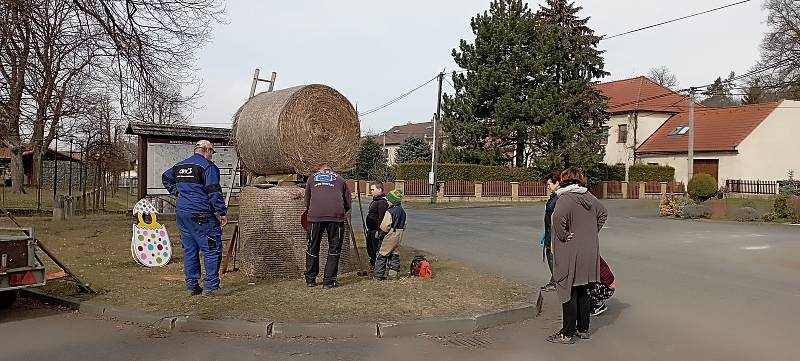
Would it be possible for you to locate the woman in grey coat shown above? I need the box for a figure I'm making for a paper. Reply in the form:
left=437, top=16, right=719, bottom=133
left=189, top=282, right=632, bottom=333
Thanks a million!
left=546, top=167, right=608, bottom=344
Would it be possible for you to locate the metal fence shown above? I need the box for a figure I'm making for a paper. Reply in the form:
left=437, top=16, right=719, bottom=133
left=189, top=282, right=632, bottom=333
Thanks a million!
left=725, top=179, right=778, bottom=195
left=444, top=180, right=475, bottom=196
left=482, top=181, right=511, bottom=197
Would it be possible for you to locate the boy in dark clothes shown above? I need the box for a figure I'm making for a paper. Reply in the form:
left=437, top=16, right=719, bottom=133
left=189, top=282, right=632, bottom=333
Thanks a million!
left=590, top=256, right=616, bottom=316
left=365, top=182, right=389, bottom=269
left=540, top=172, right=560, bottom=292
left=374, top=189, right=406, bottom=280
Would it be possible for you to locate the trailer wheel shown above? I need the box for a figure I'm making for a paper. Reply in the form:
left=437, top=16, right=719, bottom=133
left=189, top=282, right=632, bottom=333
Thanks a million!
left=0, top=290, right=18, bottom=309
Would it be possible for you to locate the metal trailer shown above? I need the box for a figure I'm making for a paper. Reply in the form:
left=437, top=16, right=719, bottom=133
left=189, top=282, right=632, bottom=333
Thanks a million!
left=0, top=227, right=46, bottom=308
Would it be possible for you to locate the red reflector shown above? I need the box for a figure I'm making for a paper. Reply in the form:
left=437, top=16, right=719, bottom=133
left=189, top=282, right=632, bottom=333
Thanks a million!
left=9, top=271, right=36, bottom=286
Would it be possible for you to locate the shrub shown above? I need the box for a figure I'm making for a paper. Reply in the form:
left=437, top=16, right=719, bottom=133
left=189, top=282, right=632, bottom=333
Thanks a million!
left=659, top=195, right=675, bottom=217
left=732, top=207, right=759, bottom=222
left=602, top=164, right=626, bottom=181
left=761, top=212, right=778, bottom=222
left=789, top=195, right=800, bottom=224
left=688, top=173, right=718, bottom=201
left=772, top=193, right=792, bottom=219
left=396, top=163, right=539, bottom=182
left=629, top=164, right=675, bottom=182
left=672, top=197, right=695, bottom=218
left=681, top=204, right=712, bottom=219
left=778, top=170, right=800, bottom=196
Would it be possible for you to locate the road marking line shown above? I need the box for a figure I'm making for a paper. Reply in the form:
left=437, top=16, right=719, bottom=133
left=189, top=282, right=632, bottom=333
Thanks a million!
left=742, top=245, right=770, bottom=250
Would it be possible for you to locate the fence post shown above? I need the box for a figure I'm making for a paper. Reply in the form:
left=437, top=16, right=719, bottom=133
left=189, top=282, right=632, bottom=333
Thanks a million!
left=621, top=181, right=628, bottom=199
left=53, top=195, right=65, bottom=222
left=639, top=182, right=645, bottom=199
left=660, top=182, right=668, bottom=196
left=475, top=182, right=483, bottom=200
left=511, top=182, right=520, bottom=202
left=395, top=180, right=405, bottom=193
left=602, top=181, right=608, bottom=199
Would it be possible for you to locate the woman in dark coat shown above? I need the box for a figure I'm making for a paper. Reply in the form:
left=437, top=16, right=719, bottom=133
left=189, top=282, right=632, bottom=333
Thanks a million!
left=546, top=167, right=608, bottom=344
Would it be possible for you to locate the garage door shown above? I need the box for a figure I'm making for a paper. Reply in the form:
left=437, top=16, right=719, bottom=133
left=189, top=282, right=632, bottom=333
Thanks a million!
left=693, top=159, right=719, bottom=183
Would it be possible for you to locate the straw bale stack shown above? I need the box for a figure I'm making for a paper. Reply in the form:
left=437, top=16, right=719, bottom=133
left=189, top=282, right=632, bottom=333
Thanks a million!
left=237, top=185, right=354, bottom=278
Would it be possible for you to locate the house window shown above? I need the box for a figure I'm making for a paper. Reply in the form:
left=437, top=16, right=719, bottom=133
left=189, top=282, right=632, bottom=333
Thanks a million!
left=668, top=125, right=690, bottom=136
left=617, top=124, right=628, bottom=143
left=600, top=126, right=609, bottom=145
left=648, top=163, right=658, bottom=166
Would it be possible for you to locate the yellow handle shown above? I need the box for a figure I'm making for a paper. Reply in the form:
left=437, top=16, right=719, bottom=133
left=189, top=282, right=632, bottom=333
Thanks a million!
left=137, top=212, right=162, bottom=228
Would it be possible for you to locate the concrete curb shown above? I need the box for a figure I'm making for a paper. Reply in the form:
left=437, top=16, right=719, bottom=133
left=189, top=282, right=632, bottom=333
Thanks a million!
left=271, top=322, right=377, bottom=338
left=19, top=290, right=541, bottom=338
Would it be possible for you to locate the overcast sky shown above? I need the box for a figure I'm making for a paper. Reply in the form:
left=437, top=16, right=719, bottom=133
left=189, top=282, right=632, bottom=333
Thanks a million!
left=190, top=0, right=767, bottom=133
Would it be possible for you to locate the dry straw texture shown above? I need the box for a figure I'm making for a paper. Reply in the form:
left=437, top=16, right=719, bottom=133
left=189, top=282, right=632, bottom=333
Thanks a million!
left=238, top=185, right=354, bottom=278
left=233, top=84, right=360, bottom=176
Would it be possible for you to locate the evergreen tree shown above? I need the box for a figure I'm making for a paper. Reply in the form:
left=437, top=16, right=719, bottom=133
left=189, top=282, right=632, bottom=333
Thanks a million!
left=443, top=0, right=538, bottom=166
left=527, top=0, right=609, bottom=174
left=741, top=79, right=767, bottom=105
left=346, top=136, right=388, bottom=181
left=701, top=72, right=739, bottom=108
left=395, top=136, right=432, bottom=163
left=443, top=0, right=609, bottom=174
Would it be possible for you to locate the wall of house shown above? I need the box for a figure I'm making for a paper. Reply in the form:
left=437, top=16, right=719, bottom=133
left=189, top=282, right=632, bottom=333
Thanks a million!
left=734, top=100, right=800, bottom=182
left=603, top=112, right=672, bottom=169
left=638, top=152, right=739, bottom=186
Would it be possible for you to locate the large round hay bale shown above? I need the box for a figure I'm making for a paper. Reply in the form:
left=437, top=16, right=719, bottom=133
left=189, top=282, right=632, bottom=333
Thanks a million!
left=233, top=84, right=360, bottom=176
left=238, top=185, right=354, bottom=278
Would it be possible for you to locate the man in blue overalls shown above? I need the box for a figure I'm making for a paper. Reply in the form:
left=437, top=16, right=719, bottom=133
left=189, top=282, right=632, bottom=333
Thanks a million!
left=162, top=140, right=229, bottom=296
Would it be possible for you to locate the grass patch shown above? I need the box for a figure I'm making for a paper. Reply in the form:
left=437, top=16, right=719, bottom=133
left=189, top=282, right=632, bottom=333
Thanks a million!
left=703, top=197, right=775, bottom=220
left=4, top=214, right=528, bottom=322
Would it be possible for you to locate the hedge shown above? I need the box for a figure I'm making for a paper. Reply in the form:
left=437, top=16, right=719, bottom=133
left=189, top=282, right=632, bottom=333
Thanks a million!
left=602, top=164, right=626, bottom=181
left=629, top=164, right=675, bottom=182
left=396, top=163, right=540, bottom=182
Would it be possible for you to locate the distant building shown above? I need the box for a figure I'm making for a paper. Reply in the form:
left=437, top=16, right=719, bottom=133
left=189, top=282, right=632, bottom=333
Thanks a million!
left=379, top=121, right=446, bottom=165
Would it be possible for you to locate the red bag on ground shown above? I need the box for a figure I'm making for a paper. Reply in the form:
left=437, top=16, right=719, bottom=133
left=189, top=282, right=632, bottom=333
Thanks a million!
left=410, top=255, right=433, bottom=279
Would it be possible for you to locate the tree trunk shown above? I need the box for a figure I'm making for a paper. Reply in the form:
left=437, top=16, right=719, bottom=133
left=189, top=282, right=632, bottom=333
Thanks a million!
left=515, top=140, right=526, bottom=167
left=9, top=148, right=26, bottom=194
left=31, top=147, right=43, bottom=189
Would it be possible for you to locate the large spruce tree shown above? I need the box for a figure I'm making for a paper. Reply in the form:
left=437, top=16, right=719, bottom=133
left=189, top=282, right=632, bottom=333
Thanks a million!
left=443, top=0, right=538, bottom=166
left=444, top=0, right=609, bottom=175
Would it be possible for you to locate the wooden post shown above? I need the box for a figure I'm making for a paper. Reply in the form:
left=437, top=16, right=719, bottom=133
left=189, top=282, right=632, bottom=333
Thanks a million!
left=511, top=182, right=520, bottom=202
left=53, top=195, right=65, bottom=221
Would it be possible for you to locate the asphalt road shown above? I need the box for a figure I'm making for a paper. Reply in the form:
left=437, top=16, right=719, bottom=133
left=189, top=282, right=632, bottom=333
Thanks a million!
left=2, top=200, right=798, bottom=360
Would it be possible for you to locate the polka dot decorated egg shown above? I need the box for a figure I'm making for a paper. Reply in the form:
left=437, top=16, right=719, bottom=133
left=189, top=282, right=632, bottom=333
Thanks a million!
left=132, top=198, right=159, bottom=215
left=131, top=224, right=172, bottom=267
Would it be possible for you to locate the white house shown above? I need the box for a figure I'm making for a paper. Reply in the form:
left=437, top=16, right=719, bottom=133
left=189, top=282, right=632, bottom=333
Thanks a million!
left=636, top=100, right=800, bottom=186
left=595, top=76, right=698, bottom=173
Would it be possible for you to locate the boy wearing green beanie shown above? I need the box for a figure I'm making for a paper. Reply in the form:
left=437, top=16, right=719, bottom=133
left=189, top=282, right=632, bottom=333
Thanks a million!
left=375, top=189, right=406, bottom=280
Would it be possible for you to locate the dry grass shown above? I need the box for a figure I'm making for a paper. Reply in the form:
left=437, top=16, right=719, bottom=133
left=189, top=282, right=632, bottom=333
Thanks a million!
left=3, top=214, right=528, bottom=322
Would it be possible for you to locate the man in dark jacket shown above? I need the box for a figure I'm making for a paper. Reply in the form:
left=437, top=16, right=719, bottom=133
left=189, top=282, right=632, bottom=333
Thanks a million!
left=540, top=172, right=560, bottom=292
left=365, top=182, right=389, bottom=268
left=162, top=140, right=228, bottom=297
left=304, top=165, right=352, bottom=289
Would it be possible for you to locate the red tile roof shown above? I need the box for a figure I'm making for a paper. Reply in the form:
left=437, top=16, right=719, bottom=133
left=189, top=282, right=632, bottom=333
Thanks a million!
left=595, top=76, right=697, bottom=114
left=0, top=147, right=10, bottom=160
left=636, top=101, right=782, bottom=154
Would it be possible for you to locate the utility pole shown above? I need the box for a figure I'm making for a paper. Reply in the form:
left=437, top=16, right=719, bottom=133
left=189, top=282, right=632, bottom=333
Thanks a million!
left=68, top=137, right=73, bottom=197
left=687, top=88, right=695, bottom=182
left=430, top=72, right=444, bottom=204
left=249, top=68, right=277, bottom=99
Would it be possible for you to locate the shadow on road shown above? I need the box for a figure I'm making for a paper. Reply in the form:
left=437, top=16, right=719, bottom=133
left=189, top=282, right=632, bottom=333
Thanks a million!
left=591, top=298, right=629, bottom=333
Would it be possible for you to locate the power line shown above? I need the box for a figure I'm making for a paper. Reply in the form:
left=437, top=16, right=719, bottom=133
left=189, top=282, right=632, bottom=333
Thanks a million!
left=603, top=0, right=751, bottom=40
left=359, top=74, right=439, bottom=117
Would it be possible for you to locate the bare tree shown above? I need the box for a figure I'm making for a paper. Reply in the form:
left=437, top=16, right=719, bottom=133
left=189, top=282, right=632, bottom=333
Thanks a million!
left=0, top=1, right=35, bottom=193
left=752, top=0, right=800, bottom=97
left=647, top=66, right=678, bottom=89
left=128, top=81, right=196, bottom=125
